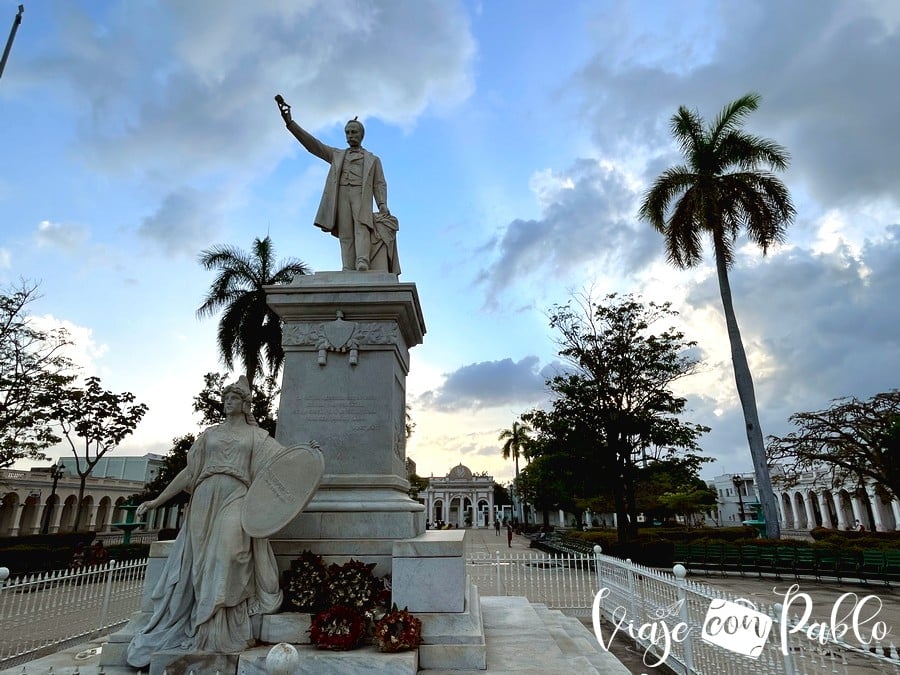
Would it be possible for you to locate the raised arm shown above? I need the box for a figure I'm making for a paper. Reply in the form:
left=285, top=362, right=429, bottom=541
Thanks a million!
left=275, top=95, right=334, bottom=163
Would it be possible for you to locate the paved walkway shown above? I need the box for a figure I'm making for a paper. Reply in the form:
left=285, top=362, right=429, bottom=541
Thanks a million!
left=462, top=525, right=534, bottom=556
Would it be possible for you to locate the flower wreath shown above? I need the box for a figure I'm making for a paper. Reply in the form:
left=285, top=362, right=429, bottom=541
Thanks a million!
left=309, top=604, right=366, bottom=651
left=373, top=604, right=423, bottom=653
left=325, top=559, right=380, bottom=616
left=282, top=550, right=329, bottom=612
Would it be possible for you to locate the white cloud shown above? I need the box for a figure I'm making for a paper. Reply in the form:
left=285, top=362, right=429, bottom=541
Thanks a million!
left=30, top=314, right=108, bottom=376
left=0, top=248, right=10, bottom=269
left=35, top=220, right=89, bottom=251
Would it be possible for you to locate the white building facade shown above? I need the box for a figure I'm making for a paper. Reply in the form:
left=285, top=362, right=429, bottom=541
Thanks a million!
left=0, top=455, right=177, bottom=537
left=423, top=464, right=495, bottom=528
left=706, top=467, right=900, bottom=533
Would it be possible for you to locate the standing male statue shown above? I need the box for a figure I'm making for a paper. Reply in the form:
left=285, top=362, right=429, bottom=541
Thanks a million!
left=276, top=95, right=400, bottom=273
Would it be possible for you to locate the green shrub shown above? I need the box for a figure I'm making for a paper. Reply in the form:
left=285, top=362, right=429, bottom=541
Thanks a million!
left=107, top=543, right=150, bottom=561
left=157, top=528, right=179, bottom=541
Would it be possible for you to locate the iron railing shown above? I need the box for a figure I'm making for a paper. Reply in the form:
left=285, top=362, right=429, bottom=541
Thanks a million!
left=0, top=558, right=147, bottom=668
left=467, top=548, right=900, bottom=675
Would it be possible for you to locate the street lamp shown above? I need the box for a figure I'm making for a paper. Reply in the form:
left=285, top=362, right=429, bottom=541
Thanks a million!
left=732, top=474, right=745, bottom=524
left=41, top=463, right=66, bottom=535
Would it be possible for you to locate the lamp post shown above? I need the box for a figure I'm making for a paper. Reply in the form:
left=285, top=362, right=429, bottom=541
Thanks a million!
left=41, top=464, right=65, bottom=535
left=732, top=474, right=745, bottom=524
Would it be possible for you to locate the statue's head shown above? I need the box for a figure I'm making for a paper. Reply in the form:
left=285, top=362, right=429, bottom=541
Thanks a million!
left=345, top=117, right=365, bottom=147
left=222, top=375, right=257, bottom=425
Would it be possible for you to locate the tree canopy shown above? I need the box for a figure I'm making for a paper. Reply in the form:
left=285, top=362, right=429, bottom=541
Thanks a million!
left=767, top=390, right=900, bottom=500
left=520, top=293, right=710, bottom=541
left=0, top=281, right=76, bottom=468
left=42, top=375, right=148, bottom=529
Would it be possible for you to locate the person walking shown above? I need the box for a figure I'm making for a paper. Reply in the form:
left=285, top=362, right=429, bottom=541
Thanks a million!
left=506, top=522, right=513, bottom=548
left=494, top=519, right=500, bottom=536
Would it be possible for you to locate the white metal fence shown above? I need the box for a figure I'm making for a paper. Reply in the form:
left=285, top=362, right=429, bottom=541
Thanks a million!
left=467, top=549, right=900, bottom=675
left=0, top=558, right=147, bottom=668
left=2, top=550, right=898, bottom=674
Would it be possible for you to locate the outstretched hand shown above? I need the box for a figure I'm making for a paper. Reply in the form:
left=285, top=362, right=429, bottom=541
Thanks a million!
left=135, top=501, right=153, bottom=518
left=275, top=94, right=292, bottom=124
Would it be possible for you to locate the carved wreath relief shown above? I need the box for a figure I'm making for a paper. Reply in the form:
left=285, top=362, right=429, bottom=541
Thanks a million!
left=283, top=311, right=399, bottom=366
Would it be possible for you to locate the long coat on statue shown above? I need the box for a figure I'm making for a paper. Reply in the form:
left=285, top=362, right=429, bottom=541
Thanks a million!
left=286, top=120, right=387, bottom=238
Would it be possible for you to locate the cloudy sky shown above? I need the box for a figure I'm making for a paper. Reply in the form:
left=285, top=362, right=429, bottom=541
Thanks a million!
left=2, top=0, right=898, bottom=486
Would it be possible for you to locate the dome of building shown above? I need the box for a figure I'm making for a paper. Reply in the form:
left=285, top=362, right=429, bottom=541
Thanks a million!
left=448, top=464, right=473, bottom=480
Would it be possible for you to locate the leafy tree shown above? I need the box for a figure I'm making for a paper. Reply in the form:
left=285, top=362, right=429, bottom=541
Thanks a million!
left=493, top=482, right=511, bottom=509
left=518, top=450, right=577, bottom=526
left=135, top=434, right=195, bottom=510
left=639, top=93, right=795, bottom=538
left=0, top=281, right=76, bottom=467
left=657, top=484, right=718, bottom=527
left=522, top=293, right=709, bottom=543
left=197, top=236, right=309, bottom=387
left=767, top=390, right=900, bottom=500
left=42, top=376, right=148, bottom=529
left=633, top=456, right=714, bottom=523
left=407, top=473, right=429, bottom=500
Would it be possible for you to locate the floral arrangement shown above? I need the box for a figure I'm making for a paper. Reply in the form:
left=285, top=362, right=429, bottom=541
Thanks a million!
left=283, top=554, right=421, bottom=652
left=373, top=604, right=422, bottom=653
left=282, top=550, right=329, bottom=612
left=325, top=559, right=381, bottom=617
left=309, top=604, right=366, bottom=651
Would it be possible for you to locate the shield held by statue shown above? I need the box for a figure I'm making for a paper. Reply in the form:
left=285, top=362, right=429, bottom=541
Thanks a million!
left=241, top=443, right=325, bottom=538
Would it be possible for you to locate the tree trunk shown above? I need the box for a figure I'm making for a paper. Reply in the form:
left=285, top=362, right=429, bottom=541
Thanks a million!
left=714, top=250, right=781, bottom=539
left=74, top=476, right=87, bottom=533
left=613, top=483, right=627, bottom=545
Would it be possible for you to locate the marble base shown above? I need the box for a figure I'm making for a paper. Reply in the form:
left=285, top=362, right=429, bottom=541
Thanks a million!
left=259, top=612, right=311, bottom=645
left=238, top=644, right=417, bottom=675
left=149, top=650, right=239, bottom=675
left=392, top=530, right=466, bottom=612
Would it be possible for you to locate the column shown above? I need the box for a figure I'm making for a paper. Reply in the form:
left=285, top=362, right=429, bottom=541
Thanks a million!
left=892, top=501, right=900, bottom=531
left=50, top=504, right=63, bottom=533
left=865, top=487, right=886, bottom=532
left=850, top=494, right=867, bottom=529
left=831, top=493, right=847, bottom=530
left=35, top=503, right=48, bottom=534
left=103, top=506, right=115, bottom=532
left=9, top=503, right=24, bottom=537
left=816, top=493, right=834, bottom=528
left=87, top=505, right=98, bottom=531
left=803, top=493, right=817, bottom=529
left=775, top=493, right=792, bottom=529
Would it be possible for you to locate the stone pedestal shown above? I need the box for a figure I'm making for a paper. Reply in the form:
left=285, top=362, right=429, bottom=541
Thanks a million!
left=266, top=271, right=426, bottom=574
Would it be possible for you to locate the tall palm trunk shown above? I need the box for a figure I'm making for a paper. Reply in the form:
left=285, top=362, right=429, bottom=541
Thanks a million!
left=714, top=248, right=781, bottom=538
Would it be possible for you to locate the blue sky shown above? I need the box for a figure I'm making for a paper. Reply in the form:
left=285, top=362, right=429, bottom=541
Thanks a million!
left=2, top=1, right=899, bottom=485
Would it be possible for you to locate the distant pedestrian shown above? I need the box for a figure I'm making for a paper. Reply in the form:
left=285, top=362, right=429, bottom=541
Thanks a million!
left=90, top=541, right=109, bottom=566
left=494, top=519, right=500, bottom=536
left=506, top=523, right=513, bottom=548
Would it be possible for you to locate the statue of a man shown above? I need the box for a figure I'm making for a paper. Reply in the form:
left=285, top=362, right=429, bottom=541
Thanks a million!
left=276, top=96, right=399, bottom=273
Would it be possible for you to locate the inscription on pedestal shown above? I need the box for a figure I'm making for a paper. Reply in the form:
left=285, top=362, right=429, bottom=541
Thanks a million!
left=300, top=396, right=378, bottom=431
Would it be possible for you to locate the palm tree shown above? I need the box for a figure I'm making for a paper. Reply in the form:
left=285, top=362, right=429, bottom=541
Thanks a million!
left=499, top=420, right=532, bottom=523
left=197, top=236, right=309, bottom=387
left=638, top=93, right=795, bottom=539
